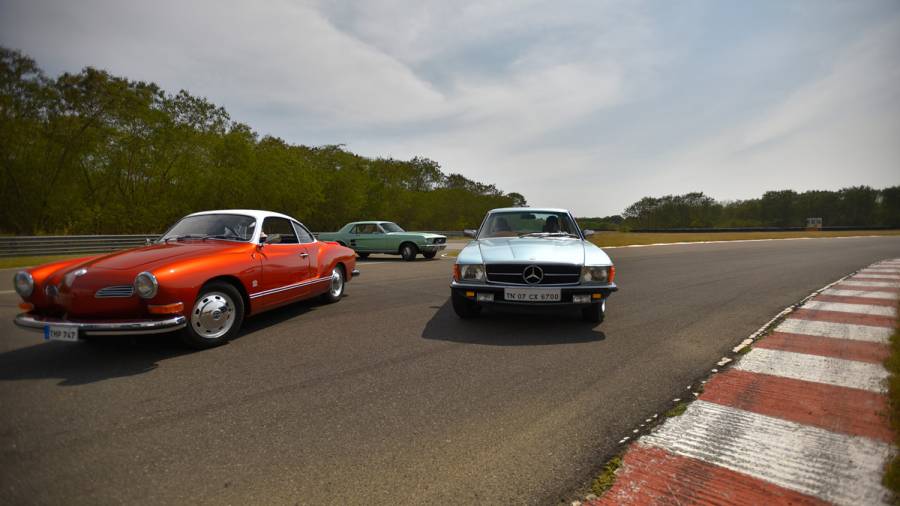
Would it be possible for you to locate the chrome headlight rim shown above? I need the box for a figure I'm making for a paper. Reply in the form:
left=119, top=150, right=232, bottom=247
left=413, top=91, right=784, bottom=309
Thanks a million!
left=581, top=265, right=610, bottom=284
left=459, top=263, right=486, bottom=282
left=134, top=271, right=159, bottom=299
left=14, top=271, right=34, bottom=298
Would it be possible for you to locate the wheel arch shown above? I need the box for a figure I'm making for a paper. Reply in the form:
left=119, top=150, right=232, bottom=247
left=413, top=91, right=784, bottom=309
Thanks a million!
left=201, top=275, right=251, bottom=315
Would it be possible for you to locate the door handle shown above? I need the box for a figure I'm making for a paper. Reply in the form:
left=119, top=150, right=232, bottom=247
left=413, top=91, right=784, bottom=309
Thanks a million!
left=299, top=252, right=309, bottom=258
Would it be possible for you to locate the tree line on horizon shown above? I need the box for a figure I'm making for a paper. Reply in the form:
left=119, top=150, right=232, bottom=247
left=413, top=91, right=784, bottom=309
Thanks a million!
left=580, top=187, right=900, bottom=231
left=0, top=47, right=526, bottom=235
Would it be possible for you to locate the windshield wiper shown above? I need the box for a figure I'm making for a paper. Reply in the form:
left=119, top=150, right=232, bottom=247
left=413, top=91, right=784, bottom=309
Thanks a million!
left=164, top=234, right=211, bottom=242
left=519, top=232, right=579, bottom=238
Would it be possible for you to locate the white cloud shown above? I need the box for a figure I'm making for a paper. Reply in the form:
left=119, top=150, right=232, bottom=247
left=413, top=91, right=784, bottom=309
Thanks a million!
left=1, top=0, right=898, bottom=216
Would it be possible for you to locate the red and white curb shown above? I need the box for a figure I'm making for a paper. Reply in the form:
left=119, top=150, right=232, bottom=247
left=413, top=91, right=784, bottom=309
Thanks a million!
left=588, top=259, right=900, bottom=505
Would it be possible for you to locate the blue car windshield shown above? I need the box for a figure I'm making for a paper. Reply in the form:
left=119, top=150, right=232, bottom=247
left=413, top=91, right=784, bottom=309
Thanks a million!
left=479, top=212, right=579, bottom=239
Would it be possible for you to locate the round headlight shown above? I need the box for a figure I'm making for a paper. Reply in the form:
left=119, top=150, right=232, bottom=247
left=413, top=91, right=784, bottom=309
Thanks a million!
left=134, top=272, right=159, bottom=299
left=461, top=264, right=485, bottom=281
left=582, top=266, right=609, bottom=283
left=14, top=271, right=34, bottom=298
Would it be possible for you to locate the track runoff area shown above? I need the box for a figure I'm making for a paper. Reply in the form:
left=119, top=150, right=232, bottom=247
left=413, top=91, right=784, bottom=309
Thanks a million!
left=586, top=259, right=900, bottom=505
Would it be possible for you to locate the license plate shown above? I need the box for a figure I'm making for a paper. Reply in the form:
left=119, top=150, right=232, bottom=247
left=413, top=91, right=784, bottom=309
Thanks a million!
left=504, top=287, right=561, bottom=302
left=44, top=325, right=79, bottom=342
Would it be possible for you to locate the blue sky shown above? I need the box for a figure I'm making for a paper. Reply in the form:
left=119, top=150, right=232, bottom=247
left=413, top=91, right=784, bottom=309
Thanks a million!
left=2, top=0, right=898, bottom=216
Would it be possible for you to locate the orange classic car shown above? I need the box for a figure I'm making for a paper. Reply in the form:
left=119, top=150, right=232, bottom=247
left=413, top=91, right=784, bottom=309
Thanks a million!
left=13, top=210, right=359, bottom=349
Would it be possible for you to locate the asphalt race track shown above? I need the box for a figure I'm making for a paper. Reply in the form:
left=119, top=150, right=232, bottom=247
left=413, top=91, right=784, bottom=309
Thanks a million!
left=1, top=236, right=899, bottom=505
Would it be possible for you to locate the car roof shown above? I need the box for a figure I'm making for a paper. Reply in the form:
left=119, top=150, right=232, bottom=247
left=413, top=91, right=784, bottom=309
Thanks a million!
left=348, top=220, right=394, bottom=225
left=487, top=207, right=571, bottom=214
left=186, top=209, right=299, bottom=222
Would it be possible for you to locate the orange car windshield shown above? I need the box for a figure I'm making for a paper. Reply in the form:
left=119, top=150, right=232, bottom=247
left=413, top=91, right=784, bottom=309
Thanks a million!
left=162, top=214, right=256, bottom=242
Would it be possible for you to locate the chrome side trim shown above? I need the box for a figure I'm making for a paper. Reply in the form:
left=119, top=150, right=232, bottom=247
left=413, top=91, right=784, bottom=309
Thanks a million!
left=249, top=276, right=333, bottom=299
left=95, top=285, right=135, bottom=298
left=14, top=313, right=186, bottom=336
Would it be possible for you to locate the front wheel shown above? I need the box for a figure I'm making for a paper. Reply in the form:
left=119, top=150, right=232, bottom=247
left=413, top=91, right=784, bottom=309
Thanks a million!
left=320, top=265, right=345, bottom=303
left=422, top=251, right=437, bottom=259
left=451, top=290, right=481, bottom=318
left=400, top=243, right=418, bottom=261
left=582, top=300, right=606, bottom=324
left=180, top=282, right=244, bottom=349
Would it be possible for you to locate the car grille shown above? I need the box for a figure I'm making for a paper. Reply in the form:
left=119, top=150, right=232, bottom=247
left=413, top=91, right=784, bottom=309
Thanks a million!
left=485, top=264, right=581, bottom=285
left=95, top=285, right=134, bottom=298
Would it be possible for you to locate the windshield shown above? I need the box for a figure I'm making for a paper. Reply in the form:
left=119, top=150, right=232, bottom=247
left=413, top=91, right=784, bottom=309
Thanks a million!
left=478, top=211, right=580, bottom=239
left=380, top=222, right=405, bottom=233
left=162, top=214, right=256, bottom=242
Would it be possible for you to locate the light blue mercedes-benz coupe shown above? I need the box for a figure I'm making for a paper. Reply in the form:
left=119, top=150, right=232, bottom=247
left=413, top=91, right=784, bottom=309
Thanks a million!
left=450, top=208, right=617, bottom=323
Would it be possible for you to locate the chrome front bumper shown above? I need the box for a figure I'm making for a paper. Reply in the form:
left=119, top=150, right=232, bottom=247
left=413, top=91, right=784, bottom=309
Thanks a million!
left=351, top=269, right=361, bottom=278
left=14, top=313, right=187, bottom=336
left=421, top=243, right=448, bottom=251
left=450, top=281, right=617, bottom=305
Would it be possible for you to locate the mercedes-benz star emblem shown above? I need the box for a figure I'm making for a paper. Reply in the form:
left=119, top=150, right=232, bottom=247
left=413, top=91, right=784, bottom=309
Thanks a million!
left=523, top=265, right=543, bottom=284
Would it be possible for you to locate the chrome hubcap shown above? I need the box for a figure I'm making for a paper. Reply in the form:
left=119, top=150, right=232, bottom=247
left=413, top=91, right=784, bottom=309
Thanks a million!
left=330, top=268, right=344, bottom=297
left=191, top=291, right=234, bottom=339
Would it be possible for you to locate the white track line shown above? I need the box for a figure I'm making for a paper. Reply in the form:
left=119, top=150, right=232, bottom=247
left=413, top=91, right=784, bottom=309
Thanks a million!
left=803, top=300, right=897, bottom=317
left=734, top=348, right=888, bottom=392
left=820, top=288, right=900, bottom=300
left=601, top=235, right=896, bottom=249
left=854, top=274, right=900, bottom=280
left=775, top=318, right=892, bottom=343
left=641, top=400, right=892, bottom=505
left=839, top=280, right=900, bottom=288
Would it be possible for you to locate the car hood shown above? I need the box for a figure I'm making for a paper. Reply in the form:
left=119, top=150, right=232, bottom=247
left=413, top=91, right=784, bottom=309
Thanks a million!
left=458, top=237, right=612, bottom=266
left=386, top=232, right=445, bottom=239
left=78, top=240, right=245, bottom=271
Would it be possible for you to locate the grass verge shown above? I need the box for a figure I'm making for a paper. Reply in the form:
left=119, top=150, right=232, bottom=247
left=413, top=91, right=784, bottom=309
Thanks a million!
left=0, top=254, right=85, bottom=270
left=882, top=302, right=900, bottom=498
left=590, top=455, right=623, bottom=496
left=665, top=402, right=688, bottom=418
left=589, top=229, right=900, bottom=248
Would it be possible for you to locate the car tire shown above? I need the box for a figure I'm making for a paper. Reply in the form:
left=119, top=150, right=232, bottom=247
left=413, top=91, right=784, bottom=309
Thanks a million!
left=451, top=290, right=481, bottom=318
left=422, top=251, right=437, bottom=259
left=582, top=300, right=605, bottom=324
left=320, top=265, right=345, bottom=304
left=357, top=252, right=370, bottom=259
left=180, top=281, right=244, bottom=349
left=400, top=243, right=418, bottom=261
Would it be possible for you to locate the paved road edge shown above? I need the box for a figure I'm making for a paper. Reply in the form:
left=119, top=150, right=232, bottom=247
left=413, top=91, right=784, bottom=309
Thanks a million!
left=578, top=258, right=900, bottom=505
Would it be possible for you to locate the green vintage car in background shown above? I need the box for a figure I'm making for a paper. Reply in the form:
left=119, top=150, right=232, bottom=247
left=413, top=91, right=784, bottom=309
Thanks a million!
left=317, top=221, right=447, bottom=261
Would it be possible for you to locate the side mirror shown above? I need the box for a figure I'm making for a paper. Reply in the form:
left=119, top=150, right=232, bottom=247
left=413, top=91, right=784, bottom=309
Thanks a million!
left=464, top=229, right=477, bottom=238
left=582, top=229, right=595, bottom=237
left=258, top=233, right=268, bottom=247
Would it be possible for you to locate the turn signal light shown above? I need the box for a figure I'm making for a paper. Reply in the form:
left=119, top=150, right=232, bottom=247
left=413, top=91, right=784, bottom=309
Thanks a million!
left=18, top=302, right=34, bottom=312
left=148, top=302, right=184, bottom=314
left=452, top=264, right=461, bottom=281
left=608, top=266, right=616, bottom=283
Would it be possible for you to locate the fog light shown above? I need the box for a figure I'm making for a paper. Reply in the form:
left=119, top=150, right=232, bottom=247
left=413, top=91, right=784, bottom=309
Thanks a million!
left=465, top=291, right=475, bottom=298
left=476, top=293, right=494, bottom=302
left=573, top=294, right=591, bottom=303
left=592, top=293, right=603, bottom=300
